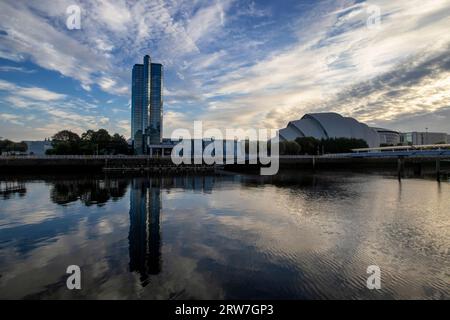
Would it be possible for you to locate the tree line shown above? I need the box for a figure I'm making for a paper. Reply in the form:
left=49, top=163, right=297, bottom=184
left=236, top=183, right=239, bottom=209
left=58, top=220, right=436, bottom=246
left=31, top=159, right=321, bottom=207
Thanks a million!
left=46, top=129, right=131, bottom=155
left=243, top=137, right=368, bottom=155
left=0, top=139, right=27, bottom=154
left=277, top=137, right=368, bottom=155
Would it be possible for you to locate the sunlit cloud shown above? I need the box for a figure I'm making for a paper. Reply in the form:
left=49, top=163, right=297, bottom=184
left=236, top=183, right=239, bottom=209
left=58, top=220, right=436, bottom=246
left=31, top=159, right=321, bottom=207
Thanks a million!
left=0, top=0, right=449, bottom=141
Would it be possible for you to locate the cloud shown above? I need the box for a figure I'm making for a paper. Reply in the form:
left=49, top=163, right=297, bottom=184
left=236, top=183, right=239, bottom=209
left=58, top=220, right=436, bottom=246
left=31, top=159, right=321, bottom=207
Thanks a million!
left=0, top=113, right=23, bottom=126
left=326, top=45, right=450, bottom=124
left=0, top=79, right=66, bottom=102
left=20, top=87, right=66, bottom=101
left=187, top=0, right=450, bottom=132
left=0, top=0, right=238, bottom=96
left=0, top=79, right=16, bottom=90
left=0, top=79, right=129, bottom=140
left=0, top=65, right=35, bottom=73
left=1, top=0, right=450, bottom=141
left=237, top=1, right=271, bottom=18
left=186, top=1, right=231, bottom=43
left=117, top=119, right=130, bottom=133
left=0, top=1, right=100, bottom=90
left=0, top=1, right=130, bottom=95
left=92, top=0, right=132, bottom=32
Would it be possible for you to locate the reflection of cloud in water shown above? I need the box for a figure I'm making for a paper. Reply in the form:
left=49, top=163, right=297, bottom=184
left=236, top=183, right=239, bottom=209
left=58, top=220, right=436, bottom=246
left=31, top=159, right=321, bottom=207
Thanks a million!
left=0, top=174, right=448, bottom=299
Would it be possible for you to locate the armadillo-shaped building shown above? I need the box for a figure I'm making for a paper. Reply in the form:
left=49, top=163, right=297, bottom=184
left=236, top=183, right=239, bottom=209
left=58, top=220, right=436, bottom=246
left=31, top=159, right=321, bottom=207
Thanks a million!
left=278, top=112, right=380, bottom=148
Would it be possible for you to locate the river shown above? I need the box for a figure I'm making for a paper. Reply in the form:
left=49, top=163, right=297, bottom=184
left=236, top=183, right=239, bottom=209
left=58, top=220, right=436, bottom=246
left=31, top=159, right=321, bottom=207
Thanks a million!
left=0, top=171, right=448, bottom=299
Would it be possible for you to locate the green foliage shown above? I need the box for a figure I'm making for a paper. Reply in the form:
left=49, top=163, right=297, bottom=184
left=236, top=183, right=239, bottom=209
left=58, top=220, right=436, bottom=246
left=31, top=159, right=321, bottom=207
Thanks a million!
left=47, top=130, right=81, bottom=155
left=46, top=129, right=130, bottom=155
left=284, top=141, right=302, bottom=155
left=110, top=133, right=130, bottom=155
left=295, top=137, right=319, bottom=155
left=0, top=139, right=28, bottom=153
left=279, top=137, right=369, bottom=155
left=320, top=138, right=368, bottom=154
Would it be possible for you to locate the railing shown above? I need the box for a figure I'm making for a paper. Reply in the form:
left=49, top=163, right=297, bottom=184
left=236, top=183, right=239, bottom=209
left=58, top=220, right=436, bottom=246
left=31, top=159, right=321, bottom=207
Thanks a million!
left=352, top=144, right=450, bottom=152
left=0, top=155, right=174, bottom=160
left=1, top=151, right=450, bottom=161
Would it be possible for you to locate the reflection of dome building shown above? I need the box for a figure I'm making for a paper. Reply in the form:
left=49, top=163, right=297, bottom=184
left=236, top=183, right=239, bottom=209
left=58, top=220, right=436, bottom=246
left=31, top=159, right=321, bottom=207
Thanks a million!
left=278, top=112, right=380, bottom=148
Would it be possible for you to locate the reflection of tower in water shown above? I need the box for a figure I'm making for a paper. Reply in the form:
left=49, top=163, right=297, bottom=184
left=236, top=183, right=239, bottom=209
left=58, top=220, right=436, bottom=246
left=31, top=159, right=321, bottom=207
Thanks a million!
left=128, top=178, right=161, bottom=287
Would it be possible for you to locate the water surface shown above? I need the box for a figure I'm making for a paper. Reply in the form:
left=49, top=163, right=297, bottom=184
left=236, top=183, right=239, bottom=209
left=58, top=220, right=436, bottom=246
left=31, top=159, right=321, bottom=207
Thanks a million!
left=0, top=172, right=448, bottom=299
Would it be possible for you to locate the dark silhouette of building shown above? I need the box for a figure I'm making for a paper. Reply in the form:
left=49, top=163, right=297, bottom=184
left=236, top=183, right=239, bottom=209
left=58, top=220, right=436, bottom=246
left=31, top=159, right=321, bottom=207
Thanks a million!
left=128, top=178, right=162, bottom=286
left=131, top=55, right=163, bottom=154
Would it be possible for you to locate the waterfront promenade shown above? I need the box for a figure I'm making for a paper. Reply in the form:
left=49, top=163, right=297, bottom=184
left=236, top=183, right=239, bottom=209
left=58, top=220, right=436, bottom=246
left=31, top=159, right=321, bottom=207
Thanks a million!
left=0, top=152, right=449, bottom=177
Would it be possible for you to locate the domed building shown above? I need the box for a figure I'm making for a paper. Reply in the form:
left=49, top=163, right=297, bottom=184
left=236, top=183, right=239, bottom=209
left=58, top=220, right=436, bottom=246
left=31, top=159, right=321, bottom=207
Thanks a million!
left=278, top=112, right=380, bottom=148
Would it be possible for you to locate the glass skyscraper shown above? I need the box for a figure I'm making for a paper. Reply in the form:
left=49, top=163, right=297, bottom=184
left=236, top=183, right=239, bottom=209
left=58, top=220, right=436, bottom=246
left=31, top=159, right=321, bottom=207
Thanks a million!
left=131, top=55, right=163, bottom=154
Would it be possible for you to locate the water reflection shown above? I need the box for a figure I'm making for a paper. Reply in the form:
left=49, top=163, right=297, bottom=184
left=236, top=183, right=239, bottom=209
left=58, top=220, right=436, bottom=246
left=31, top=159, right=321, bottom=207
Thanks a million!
left=0, top=172, right=448, bottom=299
left=0, top=181, right=26, bottom=199
left=50, top=178, right=128, bottom=206
left=128, top=175, right=219, bottom=286
left=129, top=178, right=162, bottom=286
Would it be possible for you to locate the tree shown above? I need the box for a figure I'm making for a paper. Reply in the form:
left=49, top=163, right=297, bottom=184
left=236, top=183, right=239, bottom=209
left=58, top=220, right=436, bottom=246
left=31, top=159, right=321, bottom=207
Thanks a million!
left=110, top=133, right=129, bottom=155
left=81, top=129, right=95, bottom=141
left=320, top=138, right=368, bottom=154
left=295, top=137, right=320, bottom=155
left=52, top=130, right=81, bottom=143
left=47, top=130, right=81, bottom=155
left=278, top=140, right=302, bottom=155
left=91, top=129, right=111, bottom=154
left=46, top=129, right=131, bottom=155
left=281, top=137, right=369, bottom=155
left=0, top=139, right=28, bottom=154
left=285, top=141, right=301, bottom=155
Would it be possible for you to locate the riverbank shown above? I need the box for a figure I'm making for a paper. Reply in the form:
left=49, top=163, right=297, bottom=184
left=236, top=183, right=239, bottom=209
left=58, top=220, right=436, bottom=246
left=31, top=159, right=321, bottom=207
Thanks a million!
left=0, top=155, right=449, bottom=180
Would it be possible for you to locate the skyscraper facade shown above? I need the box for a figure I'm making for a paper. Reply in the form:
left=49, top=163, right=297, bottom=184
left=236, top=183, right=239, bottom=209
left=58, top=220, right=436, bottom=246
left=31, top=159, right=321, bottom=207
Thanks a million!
left=149, top=63, right=163, bottom=145
left=131, top=63, right=144, bottom=153
left=131, top=55, right=163, bottom=154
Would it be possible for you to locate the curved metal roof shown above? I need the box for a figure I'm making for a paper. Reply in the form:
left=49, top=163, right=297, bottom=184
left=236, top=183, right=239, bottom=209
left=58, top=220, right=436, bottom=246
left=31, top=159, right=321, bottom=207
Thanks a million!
left=279, top=126, right=302, bottom=141
left=289, top=118, right=327, bottom=140
left=372, top=127, right=400, bottom=134
left=303, top=113, right=352, bottom=138
left=278, top=112, right=381, bottom=147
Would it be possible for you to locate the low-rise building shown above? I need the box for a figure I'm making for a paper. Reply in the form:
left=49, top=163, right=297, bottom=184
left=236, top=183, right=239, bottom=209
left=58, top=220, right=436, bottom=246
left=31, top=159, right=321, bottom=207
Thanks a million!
left=372, top=128, right=401, bottom=146
left=23, top=140, right=52, bottom=155
left=400, top=132, right=448, bottom=145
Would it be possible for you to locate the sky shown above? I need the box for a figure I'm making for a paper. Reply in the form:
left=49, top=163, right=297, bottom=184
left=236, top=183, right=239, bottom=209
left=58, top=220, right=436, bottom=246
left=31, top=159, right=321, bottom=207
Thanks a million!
left=0, top=0, right=449, bottom=141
